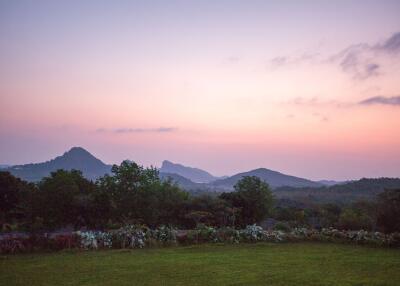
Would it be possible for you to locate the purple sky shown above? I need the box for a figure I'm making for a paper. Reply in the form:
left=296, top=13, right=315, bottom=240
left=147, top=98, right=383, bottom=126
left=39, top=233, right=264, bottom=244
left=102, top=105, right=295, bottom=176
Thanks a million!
left=1, top=0, right=400, bottom=180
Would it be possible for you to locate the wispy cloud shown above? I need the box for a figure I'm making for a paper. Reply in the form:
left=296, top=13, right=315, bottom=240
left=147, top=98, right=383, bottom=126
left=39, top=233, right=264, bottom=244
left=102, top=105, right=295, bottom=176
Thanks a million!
left=312, top=112, right=329, bottom=122
left=287, top=96, right=351, bottom=108
left=286, top=95, right=400, bottom=108
left=359, top=95, right=400, bottom=106
left=333, top=44, right=381, bottom=80
left=268, top=31, right=400, bottom=80
left=222, top=56, right=241, bottom=65
left=331, top=32, right=400, bottom=80
left=377, top=32, right=400, bottom=53
left=96, top=127, right=178, bottom=133
left=269, top=56, right=288, bottom=67
left=267, top=52, right=320, bottom=69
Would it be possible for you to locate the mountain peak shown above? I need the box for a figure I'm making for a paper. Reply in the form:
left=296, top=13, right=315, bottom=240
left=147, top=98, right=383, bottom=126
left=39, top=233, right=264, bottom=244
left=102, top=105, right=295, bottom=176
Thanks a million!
left=212, top=167, right=322, bottom=189
left=7, top=147, right=111, bottom=182
left=160, top=160, right=217, bottom=183
left=161, top=160, right=174, bottom=168
left=64, top=147, right=92, bottom=156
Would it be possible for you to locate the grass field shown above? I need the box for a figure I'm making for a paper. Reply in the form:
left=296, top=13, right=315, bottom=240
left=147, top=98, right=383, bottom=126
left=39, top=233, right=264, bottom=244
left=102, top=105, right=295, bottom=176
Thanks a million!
left=1, top=243, right=400, bottom=286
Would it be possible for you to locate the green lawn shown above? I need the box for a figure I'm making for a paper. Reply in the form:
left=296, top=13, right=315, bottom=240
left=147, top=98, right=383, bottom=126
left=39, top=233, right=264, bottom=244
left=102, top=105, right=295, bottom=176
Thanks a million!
left=1, top=243, right=400, bottom=286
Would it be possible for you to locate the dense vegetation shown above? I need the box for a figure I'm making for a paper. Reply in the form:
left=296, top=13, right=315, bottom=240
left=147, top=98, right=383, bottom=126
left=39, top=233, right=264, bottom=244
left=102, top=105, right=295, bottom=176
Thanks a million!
left=274, top=178, right=400, bottom=204
left=1, top=160, right=399, bottom=233
left=2, top=243, right=400, bottom=286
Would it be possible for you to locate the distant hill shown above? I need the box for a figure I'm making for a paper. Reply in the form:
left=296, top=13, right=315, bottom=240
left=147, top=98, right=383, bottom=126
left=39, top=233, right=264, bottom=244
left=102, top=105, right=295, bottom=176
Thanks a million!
left=317, top=180, right=344, bottom=186
left=160, top=160, right=218, bottom=183
left=0, top=164, right=10, bottom=169
left=212, top=168, right=322, bottom=189
left=159, top=172, right=207, bottom=191
left=6, top=146, right=397, bottom=204
left=274, top=178, right=400, bottom=204
left=5, top=147, right=112, bottom=182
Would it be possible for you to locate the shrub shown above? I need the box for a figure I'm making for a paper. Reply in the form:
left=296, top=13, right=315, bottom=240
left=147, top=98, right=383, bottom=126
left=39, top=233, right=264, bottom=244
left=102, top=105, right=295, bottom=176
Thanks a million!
left=196, top=224, right=217, bottom=243
left=273, top=222, right=291, bottom=232
left=0, top=238, right=27, bottom=254
left=240, top=224, right=264, bottom=242
left=215, top=227, right=240, bottom=243
left=2, top=226, right=400, bottom=254
left=112, top=225, right=148, bottom=249
left=150, top=225, right=177, bottom=246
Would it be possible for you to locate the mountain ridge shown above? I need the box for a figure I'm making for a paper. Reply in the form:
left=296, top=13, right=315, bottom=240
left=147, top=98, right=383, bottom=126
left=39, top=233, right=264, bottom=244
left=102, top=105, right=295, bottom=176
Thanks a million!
left=212, top=168, right=323, bottom=189
left=160, top=160, right=218, bottom=183
left=2, top=147, right=342, bottom=190
left=5, top=147, right=112, bottom=181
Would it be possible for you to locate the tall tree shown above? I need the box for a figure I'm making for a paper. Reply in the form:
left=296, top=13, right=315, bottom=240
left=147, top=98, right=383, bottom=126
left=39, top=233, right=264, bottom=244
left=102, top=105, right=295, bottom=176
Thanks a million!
left=0, top=171, right=35, bottom=229
left=35, top=169, right=97, bottom=229
left=376, top=189, right=400, bottom=233
left=220, top=176, right=274, bottom=226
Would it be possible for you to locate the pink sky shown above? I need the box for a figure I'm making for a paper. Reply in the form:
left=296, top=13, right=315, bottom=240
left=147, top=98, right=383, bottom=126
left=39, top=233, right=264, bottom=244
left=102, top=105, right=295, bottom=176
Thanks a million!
left=1, top=1, right=400, bottom=180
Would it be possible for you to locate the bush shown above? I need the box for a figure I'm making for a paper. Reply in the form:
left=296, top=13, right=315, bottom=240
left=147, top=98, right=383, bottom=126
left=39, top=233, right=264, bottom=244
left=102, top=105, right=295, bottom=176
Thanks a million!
left=79, top=230, right=118, bottom=250
left=0, top=238, right=27, bottom=254
left=215, top=227, right=240, bottom=243
left=149, top=225, right=177, bottom=246
left=112, top=225, right=148, bottom=249
left=240, top=224, right=264, bottom=242
left=196, top=224, right=217, bottom=243
left=2, top=226, right=400, bottom=254
left=273, top=222, right=291, bottom=232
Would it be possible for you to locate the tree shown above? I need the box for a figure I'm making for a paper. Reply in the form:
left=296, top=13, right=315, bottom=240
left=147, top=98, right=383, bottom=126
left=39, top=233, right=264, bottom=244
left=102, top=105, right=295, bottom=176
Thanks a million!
left=0, top=171, right=35, bottom=229
left=97, top=161, right=160, bottom=222
left=35, top=169, right=97, bottom=229
left=319, top=203, right=341, bottom=228
left=376, top=189, right=400, bottom=233
left=97, top=160, right=189, bottom=226
left=185, top=194, right=236, bottom=227
left=337, top=208, right=373, bottom=230
left=220, top=176, right=274, bottom=226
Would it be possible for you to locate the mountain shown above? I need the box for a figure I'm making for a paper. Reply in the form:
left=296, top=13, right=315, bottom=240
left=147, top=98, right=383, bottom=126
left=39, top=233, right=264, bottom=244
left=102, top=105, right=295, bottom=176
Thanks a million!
left=5, top=147, right=112, bottom=182
left=274, top=178, right=400, bottom=204
left=159, top=172, right=206, bottom=191
left=317, top=180, right=345, bottom=186
left=160, top=160, right=218, bottom=183
left=0, top=164, right=10, bottom=169
left=211, top=168, right=322, bottom=189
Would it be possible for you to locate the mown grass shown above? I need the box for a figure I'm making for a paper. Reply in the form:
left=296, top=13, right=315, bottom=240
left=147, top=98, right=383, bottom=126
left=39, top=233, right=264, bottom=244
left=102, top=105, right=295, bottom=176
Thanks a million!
left=1, top=242, right=400, bottom=286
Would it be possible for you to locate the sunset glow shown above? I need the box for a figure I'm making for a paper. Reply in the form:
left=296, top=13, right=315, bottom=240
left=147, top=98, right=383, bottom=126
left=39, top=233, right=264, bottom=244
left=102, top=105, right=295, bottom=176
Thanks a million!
left=1, top=0, right=399, bottom=180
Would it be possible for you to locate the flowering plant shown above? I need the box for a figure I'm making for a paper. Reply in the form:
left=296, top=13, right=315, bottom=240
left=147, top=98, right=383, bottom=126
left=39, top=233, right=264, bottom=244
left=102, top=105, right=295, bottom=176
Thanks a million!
left=240, top=224, right=265, bottom=242
left=150, top=225, right=177, bottom=244
left=113, top=225, right=148, bottom=248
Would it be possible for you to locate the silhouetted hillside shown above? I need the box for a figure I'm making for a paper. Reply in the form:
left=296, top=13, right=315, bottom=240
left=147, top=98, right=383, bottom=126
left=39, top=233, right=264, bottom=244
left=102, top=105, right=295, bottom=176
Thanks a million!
left=212, top=168, right=322, bottom=189
left=159, top=172, right=207, bottom=191
left=160, top=160, right=218, bottom=183
left=274, top=178, right=400, bottom=204
left=5, top=147, right=111, bottom=181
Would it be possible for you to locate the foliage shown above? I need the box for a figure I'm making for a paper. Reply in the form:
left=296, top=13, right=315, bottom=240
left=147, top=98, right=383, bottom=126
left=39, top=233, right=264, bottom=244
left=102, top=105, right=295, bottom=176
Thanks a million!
left=274, top=178, right=400, bottom=204
left=273, top=222, right=291, bottom=232
left=215, top=227, right=240, bottom=243
left=150, top=225, right=177, bottom=244
left=33, top=169, right=98, bottom=229
left=0, top=171, right=36, bottom=229
left=97, top=161, right=189, bottom=227
left=112, top=225, right=148, bottom=249
left=376, top=189, right=400, bottom=233
left=79, top=231, right=112, bottom=249
left=240, top=224, right=264, bottom=242
left=2, top=224, right=400, bottom=254
left=220, top=176, right=274, bottom=226
left=2, top=165, right=400, bottom=235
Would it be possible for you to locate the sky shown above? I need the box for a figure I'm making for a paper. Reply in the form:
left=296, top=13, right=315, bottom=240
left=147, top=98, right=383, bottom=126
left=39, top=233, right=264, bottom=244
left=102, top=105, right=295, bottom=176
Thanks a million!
left=1, top=0, right=400, bottom=180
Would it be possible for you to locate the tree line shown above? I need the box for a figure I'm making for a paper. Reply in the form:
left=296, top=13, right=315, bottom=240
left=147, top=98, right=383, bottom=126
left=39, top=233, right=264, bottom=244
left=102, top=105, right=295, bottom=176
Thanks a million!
left=1, top=160, right=399, bottom=233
